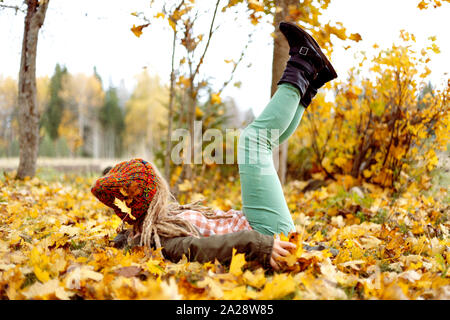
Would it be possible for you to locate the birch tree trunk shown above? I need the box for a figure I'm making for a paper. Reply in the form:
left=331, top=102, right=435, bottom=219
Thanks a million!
left=16, top=0, right=49, bottom=179
left=271, top=0, right=295, bottom=185
left=93, top=120, right=100, bottom=159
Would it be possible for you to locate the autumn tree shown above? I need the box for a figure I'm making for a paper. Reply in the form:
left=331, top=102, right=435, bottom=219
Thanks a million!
left=0, top=76, right=19, bottom=157
left=292, top=32, right=449, bottom=190
left=99, top=87, right=125, bottom=158
left=13, top=0, right=49, bottom=178
left=124, top=71, right=168, bottom=159
left=0, top=75, right=51, bottom=157
left=163, top=1, right=183, bottom=180
left=158, top=0, right=223, bottom=180
left=36, top=76, right=50, bottom=118
left=131, top=0, right=252, bottom=182
left=61, top=72, right=104, bottom=157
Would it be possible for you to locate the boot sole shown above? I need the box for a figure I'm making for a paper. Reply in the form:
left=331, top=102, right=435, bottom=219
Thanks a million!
left=280, top=22, right=337, bottom=83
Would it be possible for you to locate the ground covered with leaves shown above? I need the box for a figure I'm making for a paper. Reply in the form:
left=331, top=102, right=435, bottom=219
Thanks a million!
left=0, top=172, right=448, bottom=300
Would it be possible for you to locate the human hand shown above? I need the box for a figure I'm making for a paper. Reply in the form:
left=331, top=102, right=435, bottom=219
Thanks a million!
left=270, top=236, right=296, bottom=270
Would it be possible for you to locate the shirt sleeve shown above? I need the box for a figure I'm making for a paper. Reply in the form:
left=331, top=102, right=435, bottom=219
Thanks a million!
left=160, top=230, right=274, bottom=268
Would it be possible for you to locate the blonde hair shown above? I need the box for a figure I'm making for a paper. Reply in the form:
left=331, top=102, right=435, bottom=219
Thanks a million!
left=138, top=163, right=226, bottom=249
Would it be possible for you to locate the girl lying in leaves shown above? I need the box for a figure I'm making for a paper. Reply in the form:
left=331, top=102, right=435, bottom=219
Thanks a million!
left=91, top=22, right=338, bottom=271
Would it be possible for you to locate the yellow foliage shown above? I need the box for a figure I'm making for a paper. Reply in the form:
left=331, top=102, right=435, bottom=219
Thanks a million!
left=291, top=32, right=449, bottom=190
left=124, top=71, right=168, bottom=155
left=0, top=173, right=448, bottom=300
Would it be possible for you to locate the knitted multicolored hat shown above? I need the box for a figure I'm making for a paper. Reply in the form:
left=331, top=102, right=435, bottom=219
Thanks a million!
left=91, top=158, right=158, bottom=224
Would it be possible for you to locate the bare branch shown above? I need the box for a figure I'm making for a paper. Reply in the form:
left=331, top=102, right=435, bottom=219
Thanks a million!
left=192, top=0, right=220, bottom=80
left=0, top=3, right=25, bottom=13
left=217, top=33, right=252, bottom=95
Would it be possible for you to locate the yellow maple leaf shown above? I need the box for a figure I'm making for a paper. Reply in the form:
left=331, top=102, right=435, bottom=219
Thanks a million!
left=29, top=208, right=39, bottom=219
left=131, top=23, right=150, bottom=38
left=363, top=169, right=373, bottom=178
left=418, top=0, right=428, bottom=9
left=22, top=279, right=71, bottom=300
left=196, top=277, right=224, bottom=299
left=250, top=14, right=260, bottom=25
left=248, top=0, right=264, bottom=12
left=243, top=269, right=266, bottom=289
left=146, top=260, right=164, bottom=276
left=430, top=43, right=441, bottom=54
left=195, top=106, right=204, bottom=118
left=259, top=274, right=296, bottom=299
left=229, top=248, right=246, bottom=276
left=223, top=285, right=247, bottom=299
left=114, top=198, right=136, bottom=220
left=426, top=149, right=439, bottom=171
left=334, top=156, right=347, bottom=168
left=34, top=266, right=50, bottom=283
left=211, top=93, right=221, bottom=105
left=349, top=33, right=362, bottom=42
left=114, top=198, right=131, bottom=215
left=312, top=231, right=324, bottom=242
left=177, top=75, right=191, bottom=87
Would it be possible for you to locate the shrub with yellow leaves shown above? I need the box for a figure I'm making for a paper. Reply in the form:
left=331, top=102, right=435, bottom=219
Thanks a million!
left=290, top=32, right=449, bottom=191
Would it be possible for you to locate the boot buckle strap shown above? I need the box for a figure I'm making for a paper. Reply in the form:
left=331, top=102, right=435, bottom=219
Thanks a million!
left=299, top=47, right=309, bottom=55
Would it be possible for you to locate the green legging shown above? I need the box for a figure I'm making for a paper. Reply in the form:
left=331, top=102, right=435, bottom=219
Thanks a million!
left=238, top=83, right=305, bottom=236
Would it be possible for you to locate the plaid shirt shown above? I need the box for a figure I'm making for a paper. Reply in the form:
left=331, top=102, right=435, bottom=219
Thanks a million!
left=178, top=209, right=252, bottom=237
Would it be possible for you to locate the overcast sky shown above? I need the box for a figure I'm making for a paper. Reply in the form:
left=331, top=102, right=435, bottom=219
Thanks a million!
left=1, top=0, right=449, bottom=116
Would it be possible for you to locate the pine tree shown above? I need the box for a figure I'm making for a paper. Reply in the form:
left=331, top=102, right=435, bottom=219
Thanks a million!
left=42, top=64, right=68, bottom=141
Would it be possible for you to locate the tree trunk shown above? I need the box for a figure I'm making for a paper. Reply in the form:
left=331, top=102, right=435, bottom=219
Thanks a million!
left=16, top=0, right=49, bottom=179
left=185, top=83, right=196, bottom=180
left=165, top=29, right=177, bottom=181
left=271, top=0, right=296, bottom=185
